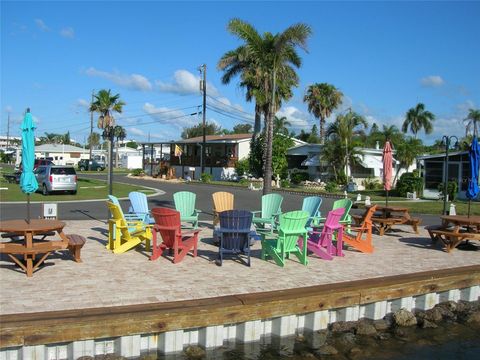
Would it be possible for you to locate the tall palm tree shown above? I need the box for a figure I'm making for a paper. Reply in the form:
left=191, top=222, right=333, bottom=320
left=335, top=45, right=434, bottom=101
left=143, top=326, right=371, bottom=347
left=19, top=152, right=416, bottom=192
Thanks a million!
left=90, top=89, right=125, bottom=193
left=220, top=18, right=311, bottom=194
left=304, top=83, right=343, bottom=144
left=114, top=126, right=127, bottom=167
left=393, top=137, right=423, bottom=184
left=273, top=115, right=291, bottom=135
left=464, top=108, right=480, bottom=137
left=402, top=103, right=435, bottom=139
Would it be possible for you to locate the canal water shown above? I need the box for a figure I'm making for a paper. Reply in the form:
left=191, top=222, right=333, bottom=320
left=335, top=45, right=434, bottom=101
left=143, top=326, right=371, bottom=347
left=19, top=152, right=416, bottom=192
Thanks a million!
left=150, top=319, right=480, bottom=359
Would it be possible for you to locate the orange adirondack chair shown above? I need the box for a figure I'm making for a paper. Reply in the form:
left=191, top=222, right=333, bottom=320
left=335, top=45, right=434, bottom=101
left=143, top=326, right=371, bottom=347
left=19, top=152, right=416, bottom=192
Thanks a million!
left=150, top=207, right=201, bottom=263
left=343, top=205, right=377, bottom=253
left=212, top=191, right=234, bottom=226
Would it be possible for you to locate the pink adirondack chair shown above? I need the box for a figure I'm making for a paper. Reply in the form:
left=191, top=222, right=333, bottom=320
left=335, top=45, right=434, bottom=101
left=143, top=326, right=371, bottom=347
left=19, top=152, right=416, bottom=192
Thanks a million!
left=303, top=207, right=345, bottom=260
left=151, top=207, right=201, bottom=263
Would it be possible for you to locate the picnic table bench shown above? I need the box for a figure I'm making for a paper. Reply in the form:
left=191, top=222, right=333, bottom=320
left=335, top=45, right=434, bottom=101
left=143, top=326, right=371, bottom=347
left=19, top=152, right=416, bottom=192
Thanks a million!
left=426, top=215, right=480, bottom=252
left=2, top=173, right=20, bottom=184
left=354, top=205, right=421, bottom=236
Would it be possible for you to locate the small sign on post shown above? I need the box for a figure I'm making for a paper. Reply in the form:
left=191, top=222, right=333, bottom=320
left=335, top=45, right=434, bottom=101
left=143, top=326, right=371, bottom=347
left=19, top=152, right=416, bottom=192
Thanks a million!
left=43, top=203, right=58, bottom=220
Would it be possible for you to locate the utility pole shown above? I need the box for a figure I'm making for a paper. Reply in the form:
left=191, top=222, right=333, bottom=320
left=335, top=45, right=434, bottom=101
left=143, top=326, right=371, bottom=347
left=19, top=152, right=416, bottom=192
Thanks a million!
left=88, top=90, right=94, bottom=169
left=199, top=64, right=207, bottom=174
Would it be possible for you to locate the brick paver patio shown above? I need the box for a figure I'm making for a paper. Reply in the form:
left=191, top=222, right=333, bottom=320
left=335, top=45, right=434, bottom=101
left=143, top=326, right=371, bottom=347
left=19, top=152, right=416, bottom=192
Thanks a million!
left=1, top=220, right=478, bottom=315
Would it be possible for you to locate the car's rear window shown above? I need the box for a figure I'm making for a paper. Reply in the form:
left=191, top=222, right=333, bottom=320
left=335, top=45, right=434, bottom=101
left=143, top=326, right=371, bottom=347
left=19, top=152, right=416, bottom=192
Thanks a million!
left=51, top=167, right=76, bottom=175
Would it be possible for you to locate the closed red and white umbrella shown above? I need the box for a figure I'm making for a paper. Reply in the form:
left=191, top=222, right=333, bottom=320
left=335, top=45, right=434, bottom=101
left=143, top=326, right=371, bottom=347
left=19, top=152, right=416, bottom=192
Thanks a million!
left=382, top=140, right=393, bottom=206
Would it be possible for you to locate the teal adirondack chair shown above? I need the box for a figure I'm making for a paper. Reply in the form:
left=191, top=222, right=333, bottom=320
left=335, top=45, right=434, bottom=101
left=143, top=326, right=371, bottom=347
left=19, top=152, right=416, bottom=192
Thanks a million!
left=261, top=210, right=309, bottom=267
left=252, top=193, right=283, bottom=233
left=302, top=196, right=322, bottom=228
left=173, top=191, right=201, bottom=229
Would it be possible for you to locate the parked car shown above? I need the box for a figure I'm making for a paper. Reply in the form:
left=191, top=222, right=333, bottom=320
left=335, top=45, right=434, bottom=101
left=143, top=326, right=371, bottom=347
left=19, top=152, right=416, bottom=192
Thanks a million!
left=16, top=158, right=54, bottom=172
left=34, top=165, right=77, bottom=195
left=78, top=159, right=105, bottom=171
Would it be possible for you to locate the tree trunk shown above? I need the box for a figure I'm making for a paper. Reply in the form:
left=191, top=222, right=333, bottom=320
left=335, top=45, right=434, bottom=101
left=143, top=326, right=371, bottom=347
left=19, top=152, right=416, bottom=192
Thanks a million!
left=320, top=116, right=325, bottom=145
left=263, top=107, right=273, bottom=195
left=254, top=103, right=262, bottom=137
left=115, top=141, right=118, bottom=168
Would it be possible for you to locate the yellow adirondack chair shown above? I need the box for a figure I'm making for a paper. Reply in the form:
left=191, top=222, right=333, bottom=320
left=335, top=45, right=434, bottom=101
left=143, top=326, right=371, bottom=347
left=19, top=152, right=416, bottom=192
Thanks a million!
left=212, top=191, right=234, bottom=226
left=107, top=201, right=152, bottom=254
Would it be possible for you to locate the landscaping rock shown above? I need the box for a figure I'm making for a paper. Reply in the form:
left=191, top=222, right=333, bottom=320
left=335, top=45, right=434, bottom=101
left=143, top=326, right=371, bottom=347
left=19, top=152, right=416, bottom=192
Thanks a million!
left=355, top=321, right=377, bottom=336
left=420, top=319, right=438, bottom=329
left=464, top=312, right=480, bottom=324
left=424, top=307, right=443, bottom=322
left=330, top=321, right=357, bottom=333
left=184, top=345, right=206, bottom=359
left=316, top=345, right=339, bottom=355
left=77, top=357, right=94, bottom=360
left=373, top=319, right=390, bottom=331
left=376, top=332, right=392, bottom=341
left=393, top=309, right=417, bottom=327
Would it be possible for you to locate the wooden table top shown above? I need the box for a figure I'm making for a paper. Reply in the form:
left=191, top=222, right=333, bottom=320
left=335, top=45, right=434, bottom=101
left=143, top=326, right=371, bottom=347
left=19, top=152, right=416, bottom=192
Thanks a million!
left=440, top=215, right=480, bottom=226
left=367, top=205, right=409, bottom=212
left=0, top=219, right=66, bottom=234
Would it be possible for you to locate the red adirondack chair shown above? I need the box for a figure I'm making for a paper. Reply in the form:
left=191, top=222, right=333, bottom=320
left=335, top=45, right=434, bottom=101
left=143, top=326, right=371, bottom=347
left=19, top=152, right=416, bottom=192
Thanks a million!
left=303, top=207, right=345, bottom=260
left=151, top=207, right=201, bottom=263
left=343, top=205, right=377, bottom=253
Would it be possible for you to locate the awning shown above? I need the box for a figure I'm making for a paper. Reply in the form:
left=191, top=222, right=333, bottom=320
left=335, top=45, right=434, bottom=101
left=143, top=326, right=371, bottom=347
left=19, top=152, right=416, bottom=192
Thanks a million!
left=301, top=155, right=320, bottom=167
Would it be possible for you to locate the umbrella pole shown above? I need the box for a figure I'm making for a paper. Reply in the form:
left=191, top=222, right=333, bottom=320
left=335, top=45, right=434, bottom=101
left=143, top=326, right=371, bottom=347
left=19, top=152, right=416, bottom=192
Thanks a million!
left=27, top=193, right=30, bottom=224
left=468, top=200, right=471, bottom=218
left=386, top=190, right=389, bottom=207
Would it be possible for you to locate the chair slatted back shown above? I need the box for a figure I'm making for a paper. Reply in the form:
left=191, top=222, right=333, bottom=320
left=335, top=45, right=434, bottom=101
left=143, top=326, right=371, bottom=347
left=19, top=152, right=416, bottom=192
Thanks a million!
left=278, top=210, right=309, bottom=252
left=314, top=207, right=344, bottom=247
left=174, top=191, right=196, bottom=217
left=212, top=192, right=234, bottom=213
left=219, top=210, right=252, bottom=251
left=151, top=207, right=181, bottom=248
left=302, top=196, right=322, bottom=227
left=129, top=191, right=149, bottom=214
left=261, top=193, right=283, bottom=218
left=107, top=201, right=132, bottom=240
left=333, top=198, right=353, bottom=222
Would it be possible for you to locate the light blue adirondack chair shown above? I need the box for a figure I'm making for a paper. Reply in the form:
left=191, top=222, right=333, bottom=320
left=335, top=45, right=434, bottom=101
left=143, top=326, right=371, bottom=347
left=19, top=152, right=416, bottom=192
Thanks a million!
left=128, top=191, right=155, bottom=224
left=252, top=193, right=283, bottom=233
left=260, top=210, right=309, bottom=267
left=173, top=191, right=201, bottom=229
left=302, top=196, right=322, bottom=228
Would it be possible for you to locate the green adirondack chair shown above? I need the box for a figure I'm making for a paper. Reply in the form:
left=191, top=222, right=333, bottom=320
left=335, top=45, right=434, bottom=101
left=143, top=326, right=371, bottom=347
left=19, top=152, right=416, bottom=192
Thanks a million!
left=252, top=193, right=283, bottom=233
left=260, top=210, right=309, bottom=267
left=173, top=191, right=201, bottom=229
left=319, top=198, right=353, bottom=225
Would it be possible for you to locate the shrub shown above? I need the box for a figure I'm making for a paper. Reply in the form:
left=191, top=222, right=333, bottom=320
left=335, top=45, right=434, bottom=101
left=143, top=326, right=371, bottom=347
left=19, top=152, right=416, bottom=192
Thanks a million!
left=200, top=172, right=212, bottom=183
left=280, top=179, right=291, bottom=188
left=291, top=172, right=309, bottom=185
left=235, top=159, right=249, bottom=177
left=325, top=181, right=338, bottom=193
left=130, top=168, right=145, bottom=177
left=438, top=181, right=458, bottom=201
left=395, top=172, right=423, bottom=197
left=239, top=178, right=249, bottom=186
left=362, top=177, right=381, bottom=190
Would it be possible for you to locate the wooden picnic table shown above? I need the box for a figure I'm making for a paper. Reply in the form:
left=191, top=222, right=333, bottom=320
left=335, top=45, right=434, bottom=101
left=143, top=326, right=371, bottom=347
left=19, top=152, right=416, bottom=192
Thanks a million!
left=427, top=215, right=480, bottom=252
left=0, top=219, right=69, bottom=277
left=354, top=205, right=421, bottom=236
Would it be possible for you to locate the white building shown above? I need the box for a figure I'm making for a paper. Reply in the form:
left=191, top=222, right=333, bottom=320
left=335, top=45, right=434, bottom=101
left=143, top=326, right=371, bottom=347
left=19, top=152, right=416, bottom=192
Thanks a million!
left=34, top=143, right=89, bottom=166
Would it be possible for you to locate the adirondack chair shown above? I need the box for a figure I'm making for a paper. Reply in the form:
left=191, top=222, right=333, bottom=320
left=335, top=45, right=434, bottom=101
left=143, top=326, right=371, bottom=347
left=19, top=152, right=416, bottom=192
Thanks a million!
left=303, top=208, right=345, bottom=260
left=107, top=195, right=144, bottom=242
left=302, top=196, right=322, bottom=228
left=343, top=205, right=377, bottom=253
left=319, top=198, right=353, bottom=225
left=216, top=210, right=253, bottom=266
left=150, top=207, right=201, bottom=263
left=212, top=191, right=234, bottom=226
left=252, top=193, right=283, bottom=233
left=106, top=201, right=152, bottom=254
left=260, top=210, right=309, bottom=267
left=128, top=191, right=154, bottom=224
left=173, top=191, right=201, bottom=229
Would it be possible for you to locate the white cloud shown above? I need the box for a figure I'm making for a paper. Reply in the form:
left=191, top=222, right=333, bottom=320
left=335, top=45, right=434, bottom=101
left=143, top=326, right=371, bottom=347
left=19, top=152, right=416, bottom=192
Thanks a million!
left=277, top=106, right=311, bottom=130
left=34, top=19, right=49, bottom=32
left=420, top=75, right=445, bottom=87
left=60, top=27, right=75, bottom=39
left=85, top=67, right=153, bottom=91
left=76, top=99, right=89, bottom=110
left=129, top=127, right=146, bottom=136
left=156, top=70, right=218, bottom=96
left=5, top=106, right=13, bottom=113
left=143, top=102, right=198, bottom=128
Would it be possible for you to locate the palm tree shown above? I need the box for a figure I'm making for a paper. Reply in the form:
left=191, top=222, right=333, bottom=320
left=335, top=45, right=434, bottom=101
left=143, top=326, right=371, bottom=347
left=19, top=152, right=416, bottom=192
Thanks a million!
left=114, top=126, right=127, bottom=167
left=402, top=103, right=435, bottom=139
left=393, top=137, right=423, bottom=184
left=88, top=132, right=100, bottom=150
left=220, top=18, right=311, bottom=194
left=304, top=83, right=343, bottom=144
left=464, top=108, right=480, bottom=137
left=273, top=115, right=291, bottom=135
left=90, top=89, right=125, bottom=194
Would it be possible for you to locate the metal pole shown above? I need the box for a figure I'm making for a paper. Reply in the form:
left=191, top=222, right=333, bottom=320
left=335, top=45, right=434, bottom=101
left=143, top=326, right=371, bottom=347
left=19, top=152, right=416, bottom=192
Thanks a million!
left=201, top=64, right=207, bottom=174
left=6, top=111, right=10, bottom=162
left=442, top=137, right=449, bottom=215
left=109, top=129, right=114, bottom=195
left=88, top=90, right=94, bottom=168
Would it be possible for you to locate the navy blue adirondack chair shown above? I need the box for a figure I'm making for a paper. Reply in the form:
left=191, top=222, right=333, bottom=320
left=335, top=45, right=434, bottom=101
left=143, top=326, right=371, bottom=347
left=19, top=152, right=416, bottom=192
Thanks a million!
left=217, top=210, right=253, bottom=267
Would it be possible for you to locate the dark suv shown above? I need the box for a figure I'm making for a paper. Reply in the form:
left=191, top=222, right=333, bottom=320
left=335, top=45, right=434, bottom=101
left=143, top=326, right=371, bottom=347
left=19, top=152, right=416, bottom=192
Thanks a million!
left=78, top=159, right=105, bottom=171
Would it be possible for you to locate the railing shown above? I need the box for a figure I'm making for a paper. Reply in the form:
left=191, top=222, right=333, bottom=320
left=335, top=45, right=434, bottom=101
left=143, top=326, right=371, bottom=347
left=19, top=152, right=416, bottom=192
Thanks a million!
left=170, top=156, right=238, bottom=168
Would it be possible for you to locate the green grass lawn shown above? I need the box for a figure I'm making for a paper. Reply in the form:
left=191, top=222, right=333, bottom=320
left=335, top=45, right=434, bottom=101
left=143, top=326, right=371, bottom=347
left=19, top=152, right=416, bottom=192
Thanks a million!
left=0, top=177, right=155, bottom=202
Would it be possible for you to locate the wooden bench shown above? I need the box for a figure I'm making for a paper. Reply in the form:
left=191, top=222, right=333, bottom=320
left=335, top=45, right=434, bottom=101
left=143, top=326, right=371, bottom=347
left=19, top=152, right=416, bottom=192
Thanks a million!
left=371, top=217, right=407, bottom=235
left=66, top=234, right=86, bottom=262
left=425, top=225, right=478, bottom=252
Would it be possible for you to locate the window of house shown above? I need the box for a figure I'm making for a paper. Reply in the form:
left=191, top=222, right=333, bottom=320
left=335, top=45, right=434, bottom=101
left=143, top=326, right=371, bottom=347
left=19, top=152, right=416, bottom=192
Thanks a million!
left=424, top=161, right=443, bottom=190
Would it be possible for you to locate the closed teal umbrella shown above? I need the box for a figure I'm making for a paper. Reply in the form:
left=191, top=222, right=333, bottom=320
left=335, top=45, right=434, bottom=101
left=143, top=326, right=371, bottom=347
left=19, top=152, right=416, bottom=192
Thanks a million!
left=20, top=108, right=38, bottom=222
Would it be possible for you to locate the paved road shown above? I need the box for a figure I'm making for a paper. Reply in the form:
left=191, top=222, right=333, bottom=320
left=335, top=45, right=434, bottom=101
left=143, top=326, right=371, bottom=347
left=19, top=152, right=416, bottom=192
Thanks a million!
left=0, top=174, right=440, bottom=225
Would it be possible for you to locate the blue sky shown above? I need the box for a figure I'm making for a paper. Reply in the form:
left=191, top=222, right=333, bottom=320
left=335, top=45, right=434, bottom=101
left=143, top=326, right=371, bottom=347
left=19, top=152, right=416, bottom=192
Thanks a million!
left=1, top=1, right=479, bottom=145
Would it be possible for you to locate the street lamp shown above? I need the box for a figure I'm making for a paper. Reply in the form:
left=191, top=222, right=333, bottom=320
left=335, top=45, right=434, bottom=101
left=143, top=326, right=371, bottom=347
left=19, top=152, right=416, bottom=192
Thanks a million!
left=102, top=125, right=121, bottom=196
left=441, top=135, right=459, bottom=215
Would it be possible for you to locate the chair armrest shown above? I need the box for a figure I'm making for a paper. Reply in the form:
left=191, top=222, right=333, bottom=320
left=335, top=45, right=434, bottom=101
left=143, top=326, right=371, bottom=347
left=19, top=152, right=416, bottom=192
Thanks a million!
left=217, top=228, right=251, bottom=234
left=181, top=229, right=202, bottom=236
left=251, top=211, right=261, bottom=214
left=194, top=209, right=202, bottom=214
left=153, top=225, right=178, bottom=231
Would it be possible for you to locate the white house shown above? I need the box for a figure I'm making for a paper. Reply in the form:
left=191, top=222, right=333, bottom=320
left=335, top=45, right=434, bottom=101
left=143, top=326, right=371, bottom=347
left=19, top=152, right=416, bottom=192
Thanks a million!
left=34, top=143, right=89, bottom=166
